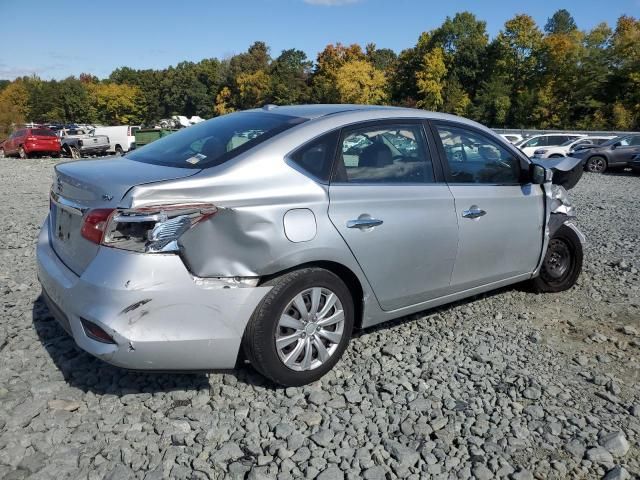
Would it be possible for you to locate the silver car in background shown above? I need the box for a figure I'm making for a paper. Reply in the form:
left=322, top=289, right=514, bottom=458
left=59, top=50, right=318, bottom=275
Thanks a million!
left=37, top=105, right=585, bottom=386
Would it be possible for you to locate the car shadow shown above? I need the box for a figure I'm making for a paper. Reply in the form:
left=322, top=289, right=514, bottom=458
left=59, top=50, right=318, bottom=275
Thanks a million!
left=33, top=284, right=527, bottom=393
left=32, top=295, right=270, bottom=395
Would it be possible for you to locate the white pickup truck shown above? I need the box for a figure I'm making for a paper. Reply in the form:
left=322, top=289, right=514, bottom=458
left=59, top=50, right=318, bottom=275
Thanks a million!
left=58, top=128, right=110, bottom=159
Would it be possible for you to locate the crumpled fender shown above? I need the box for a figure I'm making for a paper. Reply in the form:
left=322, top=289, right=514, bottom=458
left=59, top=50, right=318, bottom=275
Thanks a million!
left=533, top=180, right=586, bottom=277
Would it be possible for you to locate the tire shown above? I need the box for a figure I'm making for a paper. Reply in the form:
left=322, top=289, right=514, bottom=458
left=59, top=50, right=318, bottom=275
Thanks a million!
left=585, top=155, right=607, bottom=173
left=114, top=145, right=124, bottom=156
left=69, top=146, right=80, bottom=159
left=549, top=154, right=564, bottom=158
left=18, top=146, right=27, bottom=159
left=0, top=148, right=5, bottom=159
left=632, top=166, right=640, bottom=175
left=531, top=225, right=583, bottom=293
left=243, top=268, right=354, bottom=386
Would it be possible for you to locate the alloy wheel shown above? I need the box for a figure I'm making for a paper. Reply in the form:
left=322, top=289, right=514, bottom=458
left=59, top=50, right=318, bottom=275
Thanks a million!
left=587, top=157, right=606, bottom=173
left=275, top=287, right=345, bottom=372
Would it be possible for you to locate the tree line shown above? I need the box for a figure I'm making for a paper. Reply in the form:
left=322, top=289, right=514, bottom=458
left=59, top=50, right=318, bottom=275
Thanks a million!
left=1, top=9, right=638, bottom=138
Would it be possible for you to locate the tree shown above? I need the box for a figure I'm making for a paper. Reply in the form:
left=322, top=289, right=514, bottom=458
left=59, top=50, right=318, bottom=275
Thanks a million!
left=270, top=49, right=312, bottom=105
left=430, top=12, right=488, bottom=95
left=236, top=70, right=271, bottom=109
left=87, top=82, right=145, bottom=124
left=365, top=43, right=397, bottom=71
left=312, top=43, right=365, bottom=102
left=0, top=81, right=29, bottom=137
left=334, top=59, right=388, bottom=104
left=545, top=9, right=577, bottom=34
left=214, top=87, right=235, bottom=116
left=416, top=47, right=447, bottom=110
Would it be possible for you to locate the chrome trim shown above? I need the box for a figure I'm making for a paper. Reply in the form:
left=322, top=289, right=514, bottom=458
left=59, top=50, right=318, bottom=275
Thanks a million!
left=50, top=191, right=88, bottom=216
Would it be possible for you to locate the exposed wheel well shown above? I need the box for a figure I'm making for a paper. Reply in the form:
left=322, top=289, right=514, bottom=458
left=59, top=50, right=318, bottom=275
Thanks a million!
left=259, top=261, right=365, bottom=330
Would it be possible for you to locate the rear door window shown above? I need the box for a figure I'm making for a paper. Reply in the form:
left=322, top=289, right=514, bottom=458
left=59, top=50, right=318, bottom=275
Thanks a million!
left=127, top=112, right=307, bottom=169
left=289, top=131, right=339, bottom=182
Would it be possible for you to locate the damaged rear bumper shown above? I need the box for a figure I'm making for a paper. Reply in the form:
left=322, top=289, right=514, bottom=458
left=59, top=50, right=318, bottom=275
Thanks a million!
left=36, top=217, right=271, bottom=370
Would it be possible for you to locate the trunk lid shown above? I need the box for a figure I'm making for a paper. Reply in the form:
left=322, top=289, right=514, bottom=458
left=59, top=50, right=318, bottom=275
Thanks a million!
left=50, top=157, right=199, bottom=275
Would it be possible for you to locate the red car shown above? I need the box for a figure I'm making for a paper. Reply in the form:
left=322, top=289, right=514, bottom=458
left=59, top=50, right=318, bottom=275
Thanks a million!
left=0, top=127, right=61, bottom=158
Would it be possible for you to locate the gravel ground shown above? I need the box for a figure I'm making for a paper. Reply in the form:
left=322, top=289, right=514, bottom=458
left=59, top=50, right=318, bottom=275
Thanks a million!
left=0, top=158, right=639, bottom=480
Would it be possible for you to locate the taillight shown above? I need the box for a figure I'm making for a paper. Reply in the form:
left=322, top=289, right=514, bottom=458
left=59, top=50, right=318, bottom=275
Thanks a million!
left=81, top=208, right=115, bottom=244
left=26, top=136, right=37, bottom=141
left=83, top=203, right=217, bottom=253
left=127, top=126, right=131, bottom=136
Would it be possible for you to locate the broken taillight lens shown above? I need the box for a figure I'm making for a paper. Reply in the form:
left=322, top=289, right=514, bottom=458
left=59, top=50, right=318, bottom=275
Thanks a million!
left=80, top=208, right=115, bottom=244
left=101, top=203, right=217, bottom=253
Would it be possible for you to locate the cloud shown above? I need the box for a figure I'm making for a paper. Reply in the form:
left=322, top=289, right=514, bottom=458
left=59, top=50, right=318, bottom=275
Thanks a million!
left=0, top=63, right=68, bottom=80
left=303, top=0, right=361, bottom=5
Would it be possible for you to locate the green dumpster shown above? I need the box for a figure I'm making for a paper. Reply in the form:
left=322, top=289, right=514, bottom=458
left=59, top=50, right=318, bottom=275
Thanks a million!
left=134, top=128, right=177, bottom=148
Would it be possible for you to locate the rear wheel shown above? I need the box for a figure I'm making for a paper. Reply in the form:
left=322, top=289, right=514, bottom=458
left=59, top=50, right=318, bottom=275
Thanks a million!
left=531, top=225, right=583, bottom=293
left=586, top=156, right=607, bottom=173
left=18, top=146, right=27, bottom=159
left=114, top=145, right=124, bottom=156
left=69, top=146, right=80, bottom=159
left=243, top=268, right=354, bottom=386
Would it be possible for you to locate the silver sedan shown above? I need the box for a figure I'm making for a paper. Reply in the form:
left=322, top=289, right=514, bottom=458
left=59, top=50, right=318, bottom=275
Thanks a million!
left=37, top=105, right=585, bottom=386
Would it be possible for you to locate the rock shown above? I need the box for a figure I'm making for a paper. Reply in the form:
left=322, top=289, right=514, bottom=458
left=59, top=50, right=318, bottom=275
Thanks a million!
left=523, top=387, right=541, bottom=400
left=383, top=439, right=419, bottom=467
left=620, top=325, right=638, bottom=336
left=48, top=399, right=82, bottom=412
left=311, top=429, right=333, bottom=448
left=472, top=463, right=493, bottom=480
left=512, top=469, right=534, bottom=480
left=600, top=431, right=630, bottom=457
left=603, top=466, right=630, bottom=480
left=362, top=466, right=386, bottom=480
left=317, top=465, right=344, bottom=480
left=585, top=447, right=614, bottom=467
left=210, top=442, right=244, bottom=464
left=565, top=439, right=586, bottom=459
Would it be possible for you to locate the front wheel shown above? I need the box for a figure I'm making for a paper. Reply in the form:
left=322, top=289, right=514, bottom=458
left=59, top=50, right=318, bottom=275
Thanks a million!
left=586, top=156, right=607, bottom=173
left=531, top=225, right=583, bottom=293
left=243, top=268, right=354, bottom=386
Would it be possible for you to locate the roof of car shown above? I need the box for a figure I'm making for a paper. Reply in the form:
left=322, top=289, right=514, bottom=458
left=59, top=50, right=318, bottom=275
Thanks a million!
left=248, top=104, right=405, bottom=119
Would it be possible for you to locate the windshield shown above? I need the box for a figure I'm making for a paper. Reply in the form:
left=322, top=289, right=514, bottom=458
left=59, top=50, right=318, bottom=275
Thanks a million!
left=32, top=129, right=57, bottom=137
left=127, top=112, right=307, bottom=169
left=601, top=136, right=624, bottom=147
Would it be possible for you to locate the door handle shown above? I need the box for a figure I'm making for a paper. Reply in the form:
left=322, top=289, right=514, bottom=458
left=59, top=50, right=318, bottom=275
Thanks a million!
left=347, top=218, right=384, bottom=229
left=462, top=206, right=486, bottom=219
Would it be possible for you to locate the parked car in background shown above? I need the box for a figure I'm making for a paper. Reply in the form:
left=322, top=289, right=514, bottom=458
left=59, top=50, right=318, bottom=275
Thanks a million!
left=570, top=134, right=640, bottom=173
left=499, top=133, right=524, bottom=144
left=531, top=136, right=615, bottom=159
left=92, top=126, right=140, bottom=155
left=37, top=105, right=585, bottom=386
left=58, top=128, right=110, bottom=159
left=0, top=127, right=61, bottom=158
left=517, top=134, right=586, bottom=157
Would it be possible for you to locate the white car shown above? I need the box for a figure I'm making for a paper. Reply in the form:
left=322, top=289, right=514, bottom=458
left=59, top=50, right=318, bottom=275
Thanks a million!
left=92, top=125, right=140, bottom=155
left=531, top=136, right=616, bottom=159
left=517, top=134, right=585, bottom=157
left=499, top=133, right=523, bottom=144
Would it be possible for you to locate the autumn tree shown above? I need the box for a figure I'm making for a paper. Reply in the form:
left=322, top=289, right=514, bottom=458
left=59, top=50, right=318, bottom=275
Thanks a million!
left=0, top=81, right=29, bottom=137
left=335, top=59, right=388, bottom=104
left=416, top=46, right=447, bottom=110
left=87, top=82, right=145, bottom=124
left=312, top=43, right=365, bottom=103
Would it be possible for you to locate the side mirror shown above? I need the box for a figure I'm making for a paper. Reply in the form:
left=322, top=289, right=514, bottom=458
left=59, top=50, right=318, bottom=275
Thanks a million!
left=530, top=164, right=551, bottom=184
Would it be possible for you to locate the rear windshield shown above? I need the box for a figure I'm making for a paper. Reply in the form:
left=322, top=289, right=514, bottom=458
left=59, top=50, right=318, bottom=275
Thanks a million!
left=32, top=129, right=57, bottom=137
left=127, top=112, right=307, bottom=169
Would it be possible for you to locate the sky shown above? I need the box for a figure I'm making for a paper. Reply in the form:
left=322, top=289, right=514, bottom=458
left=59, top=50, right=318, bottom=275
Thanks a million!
left=1, top=0, right=638, bottom=80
